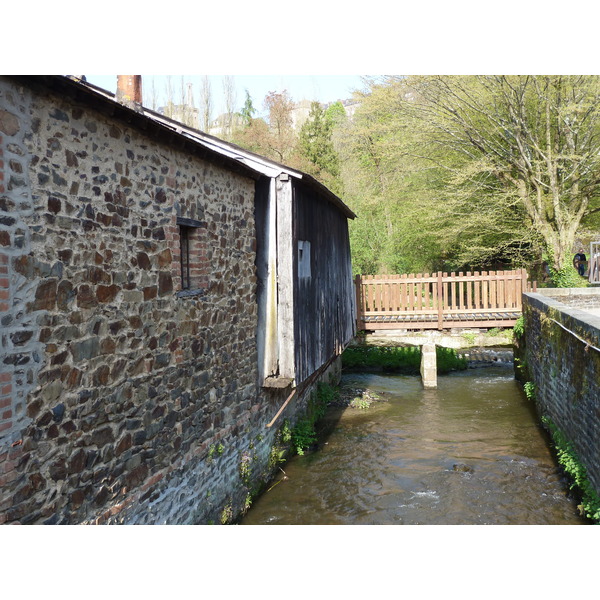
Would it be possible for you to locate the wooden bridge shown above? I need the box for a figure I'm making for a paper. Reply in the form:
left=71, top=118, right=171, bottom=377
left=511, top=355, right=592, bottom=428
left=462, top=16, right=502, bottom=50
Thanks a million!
left=355, top=269, right=536, bottom=331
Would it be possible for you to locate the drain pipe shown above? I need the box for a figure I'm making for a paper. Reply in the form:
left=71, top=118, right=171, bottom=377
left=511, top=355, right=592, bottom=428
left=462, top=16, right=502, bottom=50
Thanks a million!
left=266, top=353, right=339, bottom=428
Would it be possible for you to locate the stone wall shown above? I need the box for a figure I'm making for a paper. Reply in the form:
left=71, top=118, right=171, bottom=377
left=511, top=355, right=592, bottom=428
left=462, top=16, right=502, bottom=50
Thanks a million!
left=521, top=289, right=600, bottom=496
left=0, top=77, right=324, bottom=524
left=537, top=287, right=600, bottom=310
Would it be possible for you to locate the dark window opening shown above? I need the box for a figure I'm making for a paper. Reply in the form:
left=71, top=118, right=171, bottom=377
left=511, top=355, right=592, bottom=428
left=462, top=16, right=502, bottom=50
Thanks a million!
left=176, top=216, right=207, bottom=293
left=180, top=225, right=191, bottom=289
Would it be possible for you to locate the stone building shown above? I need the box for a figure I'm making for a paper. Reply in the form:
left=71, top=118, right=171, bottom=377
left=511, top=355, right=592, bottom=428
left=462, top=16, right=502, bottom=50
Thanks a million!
left=0, top=75, right=355, bottom=524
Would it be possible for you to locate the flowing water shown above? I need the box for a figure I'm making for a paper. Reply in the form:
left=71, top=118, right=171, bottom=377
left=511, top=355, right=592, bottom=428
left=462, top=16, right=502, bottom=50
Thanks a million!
left=242, top=366, right=589, bottom=525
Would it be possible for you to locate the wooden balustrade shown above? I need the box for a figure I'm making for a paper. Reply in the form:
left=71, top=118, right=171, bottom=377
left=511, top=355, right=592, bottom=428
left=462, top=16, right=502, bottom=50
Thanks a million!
left=355, top=269, right=536, bottom=331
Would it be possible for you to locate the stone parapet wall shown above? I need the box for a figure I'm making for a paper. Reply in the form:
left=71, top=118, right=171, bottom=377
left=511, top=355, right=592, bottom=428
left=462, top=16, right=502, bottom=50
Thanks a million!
left=0, top=77, right=289, bottom=524
left=537, top=287, right=600, bottom=310
left=521, top=289, right=600, bottom=495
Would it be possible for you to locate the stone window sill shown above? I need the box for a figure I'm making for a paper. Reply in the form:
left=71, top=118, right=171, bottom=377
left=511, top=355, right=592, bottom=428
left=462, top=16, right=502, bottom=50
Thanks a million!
left=176, top=288, right=206, bottom=299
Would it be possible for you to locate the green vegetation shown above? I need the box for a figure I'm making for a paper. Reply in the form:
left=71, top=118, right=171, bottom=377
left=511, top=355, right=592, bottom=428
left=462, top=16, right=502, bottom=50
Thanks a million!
left=461, top=332, right=477, bottom=345
left=523, top=381, right=536, bottom=401
left=268, top=445, right=286, bottom=469
left=291, top=382, right=338, bottom=456
left=342, top=345, right=467, bottom=374
left=513, top=316, right=525, bottom=339
left=220, top=502, right=233, bottom=525
left=338, top=76, right=600, bottom=283
left=208, top=443, right=225, bottom=461
left=239, top=451, right=252, bottom=486
left=349, top=397, right=372, bottom=410
left=542, top=416, right=600, bottom=522
left=548, top=266, right=590, bottom=288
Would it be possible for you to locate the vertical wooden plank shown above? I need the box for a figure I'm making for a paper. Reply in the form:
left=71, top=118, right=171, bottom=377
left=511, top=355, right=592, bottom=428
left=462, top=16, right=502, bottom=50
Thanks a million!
left=519, top=268, right=527, bottom=304
left=474, top=270, right=481, bottom=310
left=458, top=272, right=464, bottom=310
left=408, top=274, right=415, bottom=311
left=497, top=273, right=504, bottom=310
left=450, top=272, right=456, bottom=311
left=481, top=271, right=488, bottom=309
left=417, top=274, right=423, bottom=311
left=371, top=275, right=376, bottom=312
left=437, top=271, right=444, bottom=330
left=400, top=273, right=407, bottom=311
left=507, top=270, right=514, bottom=308
left=504, top=270, right=511, bottom=308
left=424, top=273, right=432, bottom=310
left=393, top=274, right=400, bottom=312
left=355, top=274, right=362, bottom=331
left=489, top=270, right=497, bottom=309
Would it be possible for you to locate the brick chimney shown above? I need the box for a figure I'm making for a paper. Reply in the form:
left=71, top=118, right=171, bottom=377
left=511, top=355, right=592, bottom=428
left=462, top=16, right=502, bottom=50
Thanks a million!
left=116, top=75, right=143, bottom=109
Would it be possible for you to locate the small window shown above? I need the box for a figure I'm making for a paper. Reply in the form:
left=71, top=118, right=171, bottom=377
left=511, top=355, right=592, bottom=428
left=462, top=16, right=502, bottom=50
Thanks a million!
left=176, top=217, right=207, bottom=293
left=180, top=225, right=192, bottom=289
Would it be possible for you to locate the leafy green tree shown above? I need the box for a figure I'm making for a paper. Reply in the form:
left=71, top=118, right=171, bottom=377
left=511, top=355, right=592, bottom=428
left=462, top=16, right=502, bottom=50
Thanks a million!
left=335, top=82, right=449, bottom=274
left=297, top=101, right=345, bottom=195
left=240, top=89, right=256, bottom=126
left=399, top=75, right=600, bottom=280
left=338, top=76, right=600, bottom=281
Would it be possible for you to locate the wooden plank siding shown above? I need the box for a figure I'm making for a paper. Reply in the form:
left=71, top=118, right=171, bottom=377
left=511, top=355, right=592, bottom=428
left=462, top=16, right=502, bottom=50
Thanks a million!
left=292, top=181, right=355, bottom=384
left=355, top=269, right=536, bottom=331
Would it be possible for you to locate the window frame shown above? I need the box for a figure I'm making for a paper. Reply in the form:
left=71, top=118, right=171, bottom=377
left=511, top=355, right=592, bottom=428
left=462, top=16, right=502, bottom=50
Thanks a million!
left=176, top=216, right=206, bottom=294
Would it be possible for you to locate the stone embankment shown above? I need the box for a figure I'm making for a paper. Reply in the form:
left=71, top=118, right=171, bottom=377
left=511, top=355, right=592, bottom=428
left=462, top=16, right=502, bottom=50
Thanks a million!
left=519, top=288, right=600, bottom=499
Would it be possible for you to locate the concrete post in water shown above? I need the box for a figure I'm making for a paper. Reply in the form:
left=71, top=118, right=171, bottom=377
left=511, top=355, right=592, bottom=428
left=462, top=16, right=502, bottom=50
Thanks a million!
left=420, top=343, right=437, bottom=388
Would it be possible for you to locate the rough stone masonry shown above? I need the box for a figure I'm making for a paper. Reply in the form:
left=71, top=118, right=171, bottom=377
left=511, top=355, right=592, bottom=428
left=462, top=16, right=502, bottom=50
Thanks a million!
left=0, top=76, right=315, bottom=524
left=520, top=288, right=600, bottom=498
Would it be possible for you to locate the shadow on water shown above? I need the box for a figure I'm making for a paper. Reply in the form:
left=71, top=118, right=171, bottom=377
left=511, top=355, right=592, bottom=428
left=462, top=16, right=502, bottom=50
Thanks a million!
left=242, top=366, right=590, bottom=525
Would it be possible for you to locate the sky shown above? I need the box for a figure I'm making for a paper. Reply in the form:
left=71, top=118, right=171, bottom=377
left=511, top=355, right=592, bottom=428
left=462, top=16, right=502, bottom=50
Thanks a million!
left=85, top=74, right=367, bottom=118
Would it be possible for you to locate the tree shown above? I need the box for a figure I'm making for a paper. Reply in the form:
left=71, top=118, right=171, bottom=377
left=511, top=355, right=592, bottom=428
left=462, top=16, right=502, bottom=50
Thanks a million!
left=199, top=75, right=213, bottom=131
left=240, top=89, right=256, bottom=126
left=334, top=82, right=444, bottom=274
left=297, top=101, right=344, bottom=194
left=400, top=75, right=600, bottom=279
left=222, top=75, right=237, bottom=140
left=263, top=90, right=296, bottom=163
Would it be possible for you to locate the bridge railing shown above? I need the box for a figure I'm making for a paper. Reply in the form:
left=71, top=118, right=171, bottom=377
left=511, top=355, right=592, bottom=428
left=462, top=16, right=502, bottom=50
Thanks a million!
left=355, top=269, right=536, bottom=331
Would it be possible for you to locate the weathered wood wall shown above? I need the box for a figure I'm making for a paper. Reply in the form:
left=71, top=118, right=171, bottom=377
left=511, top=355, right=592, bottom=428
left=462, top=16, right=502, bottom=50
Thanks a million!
left=292, top=182, right=355, bottom=384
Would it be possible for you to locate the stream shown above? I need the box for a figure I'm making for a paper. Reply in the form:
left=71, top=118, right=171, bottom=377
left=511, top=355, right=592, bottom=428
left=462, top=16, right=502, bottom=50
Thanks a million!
left=241, top=366, right=589, bottom=525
